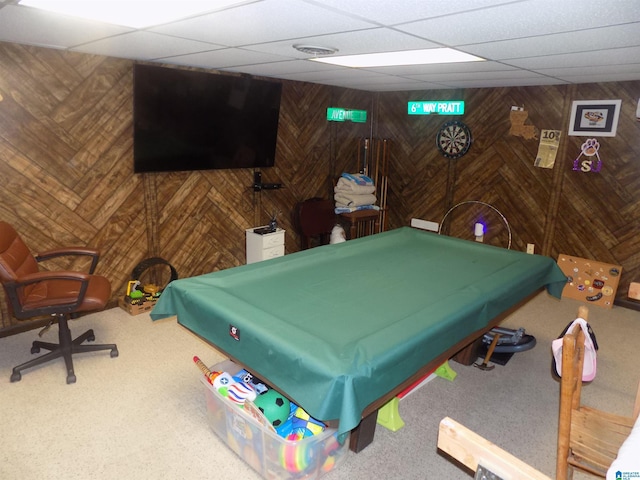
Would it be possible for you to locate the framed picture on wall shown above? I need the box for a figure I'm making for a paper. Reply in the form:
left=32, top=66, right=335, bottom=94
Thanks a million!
left=568, top=99, right=621, bottom=137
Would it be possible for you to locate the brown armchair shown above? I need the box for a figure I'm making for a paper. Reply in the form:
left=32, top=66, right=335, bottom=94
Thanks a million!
left=293, top=198, right=336, bottom=249
left=0, top=221, right=118, bottom=384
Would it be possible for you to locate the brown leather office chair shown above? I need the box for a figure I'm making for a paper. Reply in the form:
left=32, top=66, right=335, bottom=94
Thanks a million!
left=293, top=198, right=336, bottom=249
left=0, top=221, right=118, bottom=384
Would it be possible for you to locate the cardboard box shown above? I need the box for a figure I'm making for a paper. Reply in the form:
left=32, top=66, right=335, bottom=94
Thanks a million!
left=118, top=296, right=156, bottom=315
left=203, top=360, right=350, bottom=479
left=628, top=282, right=640, bottom=300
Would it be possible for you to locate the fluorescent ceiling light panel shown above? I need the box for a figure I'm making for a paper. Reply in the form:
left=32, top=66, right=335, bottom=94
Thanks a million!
left=311, top=48, right=485, bottom=67
left=19, top=0, right=236, bottom=28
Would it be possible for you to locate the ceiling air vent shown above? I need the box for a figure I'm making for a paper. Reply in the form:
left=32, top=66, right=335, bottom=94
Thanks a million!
left=293, top=45, right=338, bottom=56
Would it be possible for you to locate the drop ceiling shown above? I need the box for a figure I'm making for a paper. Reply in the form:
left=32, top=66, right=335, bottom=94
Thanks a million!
left=0, top=0, right=639, bottom=91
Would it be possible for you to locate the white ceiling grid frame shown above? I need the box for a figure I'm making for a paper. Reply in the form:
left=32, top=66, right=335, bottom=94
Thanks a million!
left=0, top=0, right=637, bottom=91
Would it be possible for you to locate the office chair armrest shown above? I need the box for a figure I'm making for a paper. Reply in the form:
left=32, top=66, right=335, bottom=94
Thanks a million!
left=6, top=271, right=91, bottom=318
left=36, top=247, right=101, bottom=273
left=15, top=270, right=91, bottom=286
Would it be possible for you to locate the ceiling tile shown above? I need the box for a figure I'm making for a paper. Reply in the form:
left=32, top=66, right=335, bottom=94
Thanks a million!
left=461, top=24, right=640, bottom=60
left=442, top=77, right=568, bottom=88
left=0, top=0, right=638, bottom=91
left=220, top=59, right=341, bottom=76
left=306, top=0, right=527, bottom=26
left=505, top=45, right=640, bottom=69
left=243, top=27, right=440, bottom=58
left=555, top=72, right=640, bottom=84
left=539, top=64, right=640, bottom=78
left=150, top=0, right=376, bottom=47
left=158, top=48, right=293, bottom=69
left=0, top=5, right=132, bottom=48
left=406, top=69, right=549, bottom=83
left=397, top=0, right=640, bottom=46
left=71, top=31, right=224, bottom=60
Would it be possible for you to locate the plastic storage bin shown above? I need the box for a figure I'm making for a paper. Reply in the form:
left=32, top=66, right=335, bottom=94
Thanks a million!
left=203, top=360, right=350, bottom=480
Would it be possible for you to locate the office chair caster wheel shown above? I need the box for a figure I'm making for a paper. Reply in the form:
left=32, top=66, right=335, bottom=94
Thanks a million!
left=87, top=332, right=95, bottom=342
left=10, top=371, right=21, bottom=382
left=110, top=347, right=119, bottom=358
left=66, top=373, right=76, bottom=384
left=31, top=345, right=40, bottom=354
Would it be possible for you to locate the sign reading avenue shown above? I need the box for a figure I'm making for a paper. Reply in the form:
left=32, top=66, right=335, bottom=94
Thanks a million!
left=327, top=108, right=367, bottom=123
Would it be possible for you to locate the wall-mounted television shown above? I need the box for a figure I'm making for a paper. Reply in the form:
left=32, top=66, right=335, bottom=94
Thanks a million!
left=133, top=64, right=282, bottom=173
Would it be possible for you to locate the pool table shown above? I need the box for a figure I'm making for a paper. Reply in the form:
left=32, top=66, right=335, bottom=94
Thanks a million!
left=151, top=227, right=567, bottom=451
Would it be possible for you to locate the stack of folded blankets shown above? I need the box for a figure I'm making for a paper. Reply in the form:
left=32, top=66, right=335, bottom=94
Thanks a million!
left=334, top=173, right=378, bottom=213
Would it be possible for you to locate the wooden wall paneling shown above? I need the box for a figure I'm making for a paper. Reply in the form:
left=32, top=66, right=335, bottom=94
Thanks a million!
left=274, top=84, right=373, bottom=250
left=170, top=205, right=220, bottom=277
left=75, top=148, right=140, bottom=233
left=273, top=82, right=334, bottom=248
left=375, top=90, right=452, bottom=230
left=277, top=82, right=333, bottom=201
left=0, top=45, right=142, bottom=332
left=0, top=102, right=77, bottom=186
left=52, top=65, right=130, bottom=150
left=157, top=173, right=211, bottom=232
left=2, top=42, right=640, bottom=333
left=453, top=88, right=552, bottom=242
left=328, top=87, right=374, bottom=177
left=151, top=169, right=255, bottom=277
left=142, top=172, right=160, bottom=256
left=160, top=175, right=217, bottom=257
left=489, top=143, right=555, bottom=251
left=551, top=82, right=640, bottom=299
left=539, top=86, right=573, bottom=257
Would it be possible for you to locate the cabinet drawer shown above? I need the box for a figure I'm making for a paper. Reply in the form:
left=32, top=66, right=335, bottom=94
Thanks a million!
left=262, top=231, right=284, bottom=248
left=262, top=245, right=284, bottom=260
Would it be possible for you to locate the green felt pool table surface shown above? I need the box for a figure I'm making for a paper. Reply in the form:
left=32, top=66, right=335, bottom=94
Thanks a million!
left=151, top=227, right=567, bottom=438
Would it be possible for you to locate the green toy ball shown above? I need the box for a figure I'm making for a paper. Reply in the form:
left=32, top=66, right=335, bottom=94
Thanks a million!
left=254, top=388, right=290, bottom=428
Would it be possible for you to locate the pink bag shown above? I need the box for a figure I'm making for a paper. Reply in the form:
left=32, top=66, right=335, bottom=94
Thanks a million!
left=551, top=318, right=598, bottom=382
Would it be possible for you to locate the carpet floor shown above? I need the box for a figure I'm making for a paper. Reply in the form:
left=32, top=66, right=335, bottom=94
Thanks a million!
left=1, top=291, right=638, bottom=479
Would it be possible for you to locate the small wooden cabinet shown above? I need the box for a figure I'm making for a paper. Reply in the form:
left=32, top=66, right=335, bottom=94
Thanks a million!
left=245, top=227, right=285, bottom=264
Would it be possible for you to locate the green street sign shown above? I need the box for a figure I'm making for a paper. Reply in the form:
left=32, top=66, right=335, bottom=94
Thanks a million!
left=408, top=101, right=465, bottom=115
left=327, top=108, right=367, bottom=123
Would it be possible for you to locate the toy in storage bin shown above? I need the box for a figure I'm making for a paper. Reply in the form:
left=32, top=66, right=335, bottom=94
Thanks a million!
left=202, top=360, right=350, bottom=479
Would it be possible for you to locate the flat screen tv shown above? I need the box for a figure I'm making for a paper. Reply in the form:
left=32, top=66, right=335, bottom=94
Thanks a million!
left=133, top=64, right=282, bottom=173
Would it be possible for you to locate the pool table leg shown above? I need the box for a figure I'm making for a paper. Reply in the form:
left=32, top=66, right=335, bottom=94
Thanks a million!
left=349, top=410, right=378, bottom=452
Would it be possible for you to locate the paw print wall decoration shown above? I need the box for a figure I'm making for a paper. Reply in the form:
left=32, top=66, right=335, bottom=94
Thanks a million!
left=572, top=138, right=602, bottom=173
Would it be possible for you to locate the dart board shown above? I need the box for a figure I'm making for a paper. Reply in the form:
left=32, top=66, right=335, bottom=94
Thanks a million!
left=436, top=120, right=472, bottom=159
